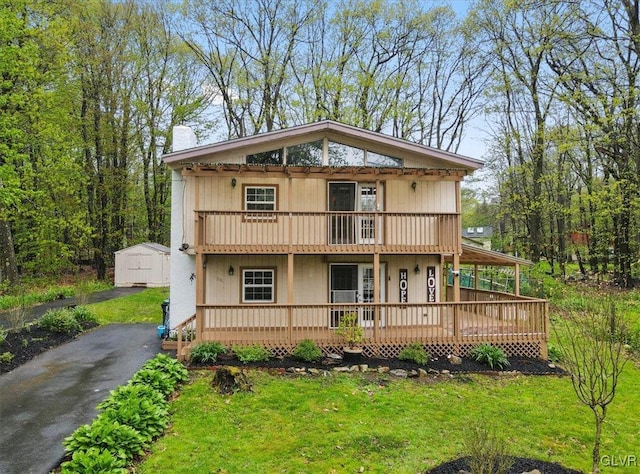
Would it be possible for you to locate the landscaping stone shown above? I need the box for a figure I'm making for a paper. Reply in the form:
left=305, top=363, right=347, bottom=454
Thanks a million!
left=448, top=354, right=462, bottom=365
left=418, top=368, right=428, bottom=378
left=333, top=366, right=350, bottom=372
left=359, top=364, right=369, bottom=372
left=377, top=366, right=390, bottom=373
left=390, top=369, right=408, bottom=378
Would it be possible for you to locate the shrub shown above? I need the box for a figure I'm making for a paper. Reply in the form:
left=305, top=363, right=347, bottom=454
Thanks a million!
left=398, top=342, right=431, bottom=365
left=100, top=396, right=169, bottom=442
left=60, top=447, right=127, bottom=474
left=293, top=339, right=323, bottom=362
left=140, top=353, right=188, bottom=385
left=130, top=369, right=175, bottom=397
left=0, top=328, right=6, bottom=345
left=468, top=343, right=510, bottom=369
left=98, top=384, right=168, bottom=412
left=39, top=308, right=82, bottom=334
left=0, top=352, right=14, bottom=363
left=190, top=341, right=227, bottom=364
left=547, top=344, right=562, bottom=363
left=462, top=421, right=513, bottom=474
left=233, top=344, right=271, bottom=363
left=63, top=418, right=146, bottom=462
left=72, top=305, right=97, bottom=323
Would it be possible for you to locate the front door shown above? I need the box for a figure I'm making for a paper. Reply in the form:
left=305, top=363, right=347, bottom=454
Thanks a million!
left=330, top=263, right=386, bottom=328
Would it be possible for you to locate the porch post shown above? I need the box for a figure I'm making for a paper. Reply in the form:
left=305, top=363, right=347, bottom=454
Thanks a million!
left=195, top=252, right=205, bottom=343
left=373, top=252, right=380, bottom=342
left=453, top=253, right=461, bottom=302
left=514, top=263, right=521, bottom=296
left=288, top=252, right=294, bottom=344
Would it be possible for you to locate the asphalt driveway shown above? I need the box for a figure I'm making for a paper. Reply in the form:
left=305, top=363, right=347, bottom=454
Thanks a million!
left=0, top=323, right=164, bottom=474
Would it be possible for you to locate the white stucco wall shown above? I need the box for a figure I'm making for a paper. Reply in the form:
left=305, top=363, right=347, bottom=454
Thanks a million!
left=168, top=126, right=198, bottom=328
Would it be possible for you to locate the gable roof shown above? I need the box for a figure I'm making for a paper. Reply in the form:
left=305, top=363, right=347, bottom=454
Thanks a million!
left=115, top=243, right=170, bottom=254
left=163, top=120, right=483, bottom=172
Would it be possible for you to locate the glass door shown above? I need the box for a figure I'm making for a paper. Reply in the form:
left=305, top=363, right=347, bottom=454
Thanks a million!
left=358, top=264, right=386, bottom=327
left=328, top=182, right=356, bottom=244
left=358, top=184, right=383, bottom=244
left=330, top=263, right=385, bottom=328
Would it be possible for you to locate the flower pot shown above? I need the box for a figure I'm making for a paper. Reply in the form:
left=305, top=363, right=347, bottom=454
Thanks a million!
left=342, top=347, right=364, bottom=364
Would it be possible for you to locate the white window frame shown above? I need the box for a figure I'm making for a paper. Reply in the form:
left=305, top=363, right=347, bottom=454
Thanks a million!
left=242, top=268, right=275, bottom=303
left=243, top=185, right=277, bottom=221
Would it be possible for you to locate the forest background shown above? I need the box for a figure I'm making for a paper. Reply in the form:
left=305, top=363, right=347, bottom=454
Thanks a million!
left=1, top=0, right=639, bottom=289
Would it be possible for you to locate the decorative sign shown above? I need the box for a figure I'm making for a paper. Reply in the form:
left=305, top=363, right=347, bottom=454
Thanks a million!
left=427, top=266, right=437, bottom=302
left=399, top=269, right=408, bottom=303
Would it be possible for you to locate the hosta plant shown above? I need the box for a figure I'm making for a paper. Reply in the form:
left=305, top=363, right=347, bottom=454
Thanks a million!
left=468, top=343, right=510, bottom=369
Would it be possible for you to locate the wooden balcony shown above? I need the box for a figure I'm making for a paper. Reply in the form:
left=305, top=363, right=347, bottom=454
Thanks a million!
left=195, top=211, right=460, bottom=254
left=172, top=297, right=548, bottom=360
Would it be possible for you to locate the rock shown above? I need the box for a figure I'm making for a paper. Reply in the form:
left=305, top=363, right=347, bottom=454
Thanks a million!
left=377, top=366, right=390, bottom=373
left=333, top=366, right=350, bottom=372
left=323, top=353, right=343, bottom=365
left=548, top=363, right=556, bottom=369
left=441, top=369, right=450, bottom=375
left=408, top=370, right=419, bottom=378
left=349, top=365, right=359, bottom=372
left=523, top=470, right=541, bottom=474
left=359, top=364, right=369, bottom=372
left=448, top=354, right=462, bottom=365
left=428, top=368, right=439, bottom=375
left=418, top=368, right=428, bottom=378
left=308, top=368, right=320, bottom=375
left=390, top=369, right=408, bottom=378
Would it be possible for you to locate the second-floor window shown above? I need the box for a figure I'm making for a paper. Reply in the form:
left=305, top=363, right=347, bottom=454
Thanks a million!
left=244, top=185, right=277, bottom=221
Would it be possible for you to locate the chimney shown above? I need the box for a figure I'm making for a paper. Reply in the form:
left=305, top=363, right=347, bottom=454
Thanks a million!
left=172, top=125, right=198, bottom=152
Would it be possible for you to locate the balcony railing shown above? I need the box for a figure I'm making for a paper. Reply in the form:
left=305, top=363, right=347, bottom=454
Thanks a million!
left=196, top=210, right=460, bottom=254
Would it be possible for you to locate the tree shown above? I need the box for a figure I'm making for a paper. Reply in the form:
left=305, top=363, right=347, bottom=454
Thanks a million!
left=547, top=0, right=640, bottom=287
left=0, top=0, right=89, bottom=282
left=555, top=298, right=629, bottom=474
left=472, top=0, right=576, bottom=263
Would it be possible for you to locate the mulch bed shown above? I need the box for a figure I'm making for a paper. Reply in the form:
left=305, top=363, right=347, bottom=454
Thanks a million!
left=0, top=322, right=98, bottom=374
left=189, top=353, right=565, bottom=376
left=427, top=456, right=583, bottom=474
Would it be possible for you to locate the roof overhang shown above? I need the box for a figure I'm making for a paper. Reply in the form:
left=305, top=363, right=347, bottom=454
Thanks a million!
left=446, top=244, right=532, bottom=266
left=163, top=120, right=483, bottom=172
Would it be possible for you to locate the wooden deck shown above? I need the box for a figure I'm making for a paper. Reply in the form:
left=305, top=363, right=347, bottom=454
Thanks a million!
left=171, top=298, right=549, bottom=360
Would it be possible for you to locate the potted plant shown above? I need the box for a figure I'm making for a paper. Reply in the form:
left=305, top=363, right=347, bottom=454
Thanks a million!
left=336, top=311, right=364, bottom=363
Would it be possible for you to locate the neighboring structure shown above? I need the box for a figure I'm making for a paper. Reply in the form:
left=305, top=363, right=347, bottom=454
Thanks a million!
left=114, top=243, right=170, bottom=287
left=462, top=226, right=493, bottom=250
left=163, top=121, right=548, bottom=360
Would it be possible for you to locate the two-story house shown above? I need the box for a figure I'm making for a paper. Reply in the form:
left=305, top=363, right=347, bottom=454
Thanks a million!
left=163, top=121, right=548, bottom=361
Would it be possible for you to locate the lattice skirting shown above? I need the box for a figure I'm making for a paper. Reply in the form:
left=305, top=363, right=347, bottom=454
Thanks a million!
left=264, top=340, right=547, bottom=360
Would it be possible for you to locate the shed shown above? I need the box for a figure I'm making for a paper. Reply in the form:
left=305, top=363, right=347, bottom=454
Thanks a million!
left=114, top=243, right=170, bottom=287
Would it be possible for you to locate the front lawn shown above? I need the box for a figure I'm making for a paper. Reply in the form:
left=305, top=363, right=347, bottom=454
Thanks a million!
left=86, top=287, right=169, bottom=324
left=136, top=365, right=640, bottom=473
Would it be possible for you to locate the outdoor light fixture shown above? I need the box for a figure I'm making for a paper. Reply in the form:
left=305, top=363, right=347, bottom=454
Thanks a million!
left=231, top=177, right=237, bottom=188
left=228, top=265, right=235, bottom=276
left=414, top=264, right=420, bottom=274
left=411, top=181, right=417, bottom=191
left=178, top=243, right=189, bottom=251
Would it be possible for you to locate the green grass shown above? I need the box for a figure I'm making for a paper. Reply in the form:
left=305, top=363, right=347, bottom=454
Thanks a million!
left=86, top=287, right=168, bottom=324
left=0, top=280, right=111, bottom=311
left=136, top=365, right=640, bottom=473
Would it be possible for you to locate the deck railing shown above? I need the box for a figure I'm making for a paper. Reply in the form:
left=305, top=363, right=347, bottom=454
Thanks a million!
left=196, top=210, right=460, bottom=254
left=193, top=299, right=548, bottom=349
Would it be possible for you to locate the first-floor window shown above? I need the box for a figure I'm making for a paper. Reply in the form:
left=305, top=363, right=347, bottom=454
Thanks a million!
left=242, top=268, right=275, bottom=303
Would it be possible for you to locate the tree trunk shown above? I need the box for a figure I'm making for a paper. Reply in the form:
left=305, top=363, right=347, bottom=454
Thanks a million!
left=0, top=219, right=18, bottom=285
